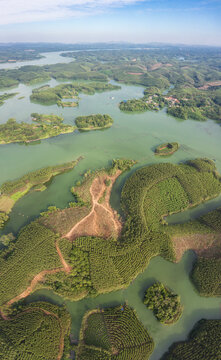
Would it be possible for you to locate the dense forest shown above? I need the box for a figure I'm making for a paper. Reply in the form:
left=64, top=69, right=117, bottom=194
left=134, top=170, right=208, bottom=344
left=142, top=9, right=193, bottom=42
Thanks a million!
left=76, top=305, right=154, bottom=359
left=0, top=115, right=76, bottom=145
left=144, top=282, right=183, bottom=324
left=75, top=114, right=113, bottom=130
left=0, top=301, right=71, bottom=360
left=26, top=159, right=221, bottom=302
left=161, top=319, right=221, bottom=360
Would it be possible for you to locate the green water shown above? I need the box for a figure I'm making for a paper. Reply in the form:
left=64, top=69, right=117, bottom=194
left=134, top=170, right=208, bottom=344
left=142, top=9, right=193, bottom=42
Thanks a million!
left=0, top=53, right=221, bottom=358
left=27, top=251, right=221, bottom=359
left=167, top=194, right=221, bottom=225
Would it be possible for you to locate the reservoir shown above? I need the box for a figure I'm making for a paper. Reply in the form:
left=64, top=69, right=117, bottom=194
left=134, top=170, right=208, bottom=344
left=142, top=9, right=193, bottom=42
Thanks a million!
left=0, top=52, right=221, bottom=358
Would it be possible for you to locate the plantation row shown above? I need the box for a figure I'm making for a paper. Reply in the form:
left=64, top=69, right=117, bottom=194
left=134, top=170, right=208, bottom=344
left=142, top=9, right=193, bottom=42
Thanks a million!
left=76, top=306, right=154, bottom=360
left=42, top=159, right=221, bottom=301
left=0, top=302, right=71, bottom=360
left=161, top=319, right=221, bottom=360
left=0, top=222, right=61, bottom=305
left=191, top=257, right=221, bottom=296
left=1, top=159, right=221, bottom=307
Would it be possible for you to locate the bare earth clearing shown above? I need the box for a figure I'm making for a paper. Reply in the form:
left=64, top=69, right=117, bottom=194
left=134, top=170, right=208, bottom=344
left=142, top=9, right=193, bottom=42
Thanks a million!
left=172, top=233, right=221, bottom=262
left=4, top=170, right=122, bottom=306
left=65, top=170, right=122, bottom=240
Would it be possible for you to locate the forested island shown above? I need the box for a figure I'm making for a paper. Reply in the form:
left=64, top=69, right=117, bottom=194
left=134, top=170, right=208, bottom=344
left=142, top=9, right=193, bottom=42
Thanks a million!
left=0, top=159, right=79, bottom=229
left=155, top=142, right=180, bottom=156
left=75, top=114, right=113, bottom=130
left=30, top=82, right=120, bottom=106
left=144, top=282, right=183, bottom=324
left=0, top=114, right=76, bottom=145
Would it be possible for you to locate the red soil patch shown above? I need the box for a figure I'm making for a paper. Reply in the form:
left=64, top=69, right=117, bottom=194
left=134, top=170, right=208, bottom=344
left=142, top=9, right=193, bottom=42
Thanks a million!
left=127, top=72, right=143, bottom=76
left=6, top=238, right=71, bottom=305
left=150, top=63, right=162, bottom=71
left=65, top=170, right=122, bottom=241
left=172, top=233, right=221, bottom=262
left=199, top=81, right=221, bottom=90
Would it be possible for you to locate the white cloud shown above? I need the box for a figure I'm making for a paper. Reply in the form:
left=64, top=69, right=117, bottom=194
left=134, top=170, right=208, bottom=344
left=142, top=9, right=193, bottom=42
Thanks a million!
left=0, top=0, right=146, bottom=25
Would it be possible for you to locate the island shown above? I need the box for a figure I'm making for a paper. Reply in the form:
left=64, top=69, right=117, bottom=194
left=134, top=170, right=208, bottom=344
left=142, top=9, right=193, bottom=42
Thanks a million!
left=75, top=114, right=113, bottom=130
left=0, top=114, right=76, bottom=145
left=76, top=305, right=154, bottom=359
left=0, top=159, right=79, bottom=229
left=143, top=282, right=183, bottom=324
left=30, top=82, right=120, bottom=106
left=162, top=319, right=221, bottom=360
left=155, top=142, right=180, bottom=156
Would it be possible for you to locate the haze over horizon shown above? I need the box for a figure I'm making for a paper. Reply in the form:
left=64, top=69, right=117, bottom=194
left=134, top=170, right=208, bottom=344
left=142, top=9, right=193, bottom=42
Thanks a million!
left=1, top=0, right=220, bottom=46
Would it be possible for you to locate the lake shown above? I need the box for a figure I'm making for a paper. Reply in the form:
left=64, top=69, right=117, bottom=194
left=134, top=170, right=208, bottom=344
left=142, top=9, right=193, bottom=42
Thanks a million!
left=0, top=52, right=221, bottom=359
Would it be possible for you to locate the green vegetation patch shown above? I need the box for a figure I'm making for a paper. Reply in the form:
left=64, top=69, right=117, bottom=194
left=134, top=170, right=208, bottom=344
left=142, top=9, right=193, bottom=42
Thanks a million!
left=0, top=159, right=78, bottom=227
left=144, top=282, right=183, bottom=324
left=0, top=221, right=62, bottom=306
left=0, top=212, right=9, bottom=229
left=161, top=319, right=221, bottom=360
left=0, top=92, right=17, bottom=106
left=0, top=302, right=71, bottom=360
left=0, top=114, right=76, bottom=145
left=30, top=82, right=120, bottom=106
left=76, top=305, right=154, bottom=360
left=39, top=159, right=221, bottom=301
left=155, top=142, right=180, bottom=156
left=191, top=257, right=221, bottom=297
left=75, top=114, right=113, bottom=130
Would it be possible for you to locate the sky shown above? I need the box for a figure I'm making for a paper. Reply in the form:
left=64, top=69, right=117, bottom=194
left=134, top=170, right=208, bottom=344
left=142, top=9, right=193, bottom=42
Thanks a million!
left=0, top=0, right=221, bottom=45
